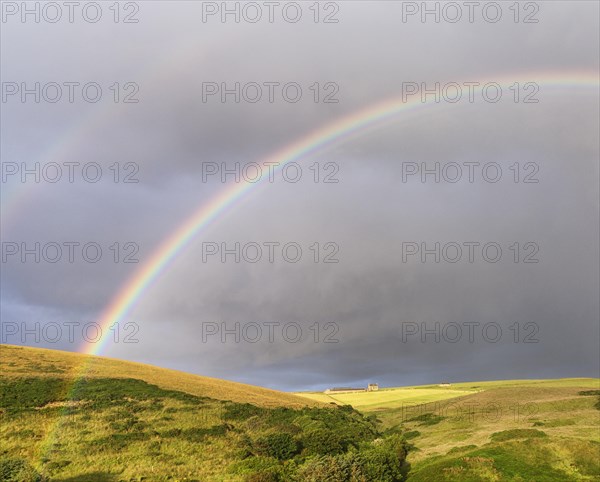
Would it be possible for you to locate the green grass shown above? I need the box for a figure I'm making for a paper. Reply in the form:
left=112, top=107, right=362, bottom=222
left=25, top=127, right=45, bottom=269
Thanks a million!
left=2, top=345, right=598, bottom=481
left=1, top=344, right=323, bottom=409
left=407, top=437, right=600, bottom=481
left=0, top=346, right=407, bottom=481
left=296, top=378, right=600, bottom=481
left=297, top=387, right=477, bottom=411
left=0, top=375, right=388, bottom=480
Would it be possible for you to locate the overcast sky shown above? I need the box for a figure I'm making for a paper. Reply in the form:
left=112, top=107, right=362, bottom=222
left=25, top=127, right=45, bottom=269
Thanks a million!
left=1, top=1, right=599, bottom=391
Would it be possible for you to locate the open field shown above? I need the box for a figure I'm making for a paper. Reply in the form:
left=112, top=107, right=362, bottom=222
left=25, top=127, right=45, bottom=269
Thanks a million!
left=298, top=378, right=600, bottom=480
left=296, top=387, right=478, bottom=411
left=296, top=378, right=600, bottom=409
left=402, top=382, right=600, bottom=482
left=1, top=345, right=598, bottom=481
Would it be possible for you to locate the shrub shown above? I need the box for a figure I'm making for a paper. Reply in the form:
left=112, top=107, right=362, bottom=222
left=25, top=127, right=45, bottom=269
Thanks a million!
left=296, top=436, right=408, bottom=482
left=254, top=433, right=299, bottom=460
left=356, top=435, right=408, bottom=482
left=223, top=403, right=265, bottom=421
left=245, top=469, right=281, bottom=482
left=302, top=429, right=345, bottom=456
left=295, top=455, right=350, bottom=481
left=380, top=434, right=409, bottom=459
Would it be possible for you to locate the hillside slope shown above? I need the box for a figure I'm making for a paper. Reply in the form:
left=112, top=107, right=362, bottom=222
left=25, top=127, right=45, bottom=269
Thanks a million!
left=2, top=345, right=598, bottom=481
left=0, top=345, right=322, bottom=409
left=296, top=378, right=600, bottom=480
left=1, top=345, right=409, bottom=481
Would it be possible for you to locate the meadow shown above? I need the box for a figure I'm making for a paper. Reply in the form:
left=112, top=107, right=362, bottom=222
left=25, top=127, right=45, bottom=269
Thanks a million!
left=296, top=387, right=477, bottom=411
left=297, top=379, right=600, bottom=480
left=0, top=345, right=406, bottom=481
left=1, top=345, right=599, bottom=481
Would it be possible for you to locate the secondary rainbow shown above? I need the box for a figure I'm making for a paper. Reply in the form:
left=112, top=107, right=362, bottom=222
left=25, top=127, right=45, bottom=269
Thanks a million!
left=82, top=70, right=599, bottom=357
left=35, top=71, right=599, bottom=466
left=0, top=28, right=242, bottom=228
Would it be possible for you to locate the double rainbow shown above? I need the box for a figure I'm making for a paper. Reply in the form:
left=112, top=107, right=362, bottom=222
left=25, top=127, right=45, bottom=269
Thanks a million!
left=85, top=71, right=599, bottom=357
left=20, top=70, right=598, bottom=466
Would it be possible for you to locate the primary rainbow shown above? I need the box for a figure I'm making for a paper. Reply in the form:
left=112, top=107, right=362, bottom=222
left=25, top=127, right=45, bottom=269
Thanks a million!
left=82, top=70, right=599, bottom=357
left=33, top=70, right=599, bottom=466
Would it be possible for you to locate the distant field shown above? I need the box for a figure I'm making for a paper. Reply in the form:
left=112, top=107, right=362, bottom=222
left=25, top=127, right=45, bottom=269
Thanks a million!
left=297, top=378, right=600, bottom=480
left=421, top=378, right=600, bottom=391
left=297, top=387, right=477, bottom=411
left=295, top=378, right=600, bottom=412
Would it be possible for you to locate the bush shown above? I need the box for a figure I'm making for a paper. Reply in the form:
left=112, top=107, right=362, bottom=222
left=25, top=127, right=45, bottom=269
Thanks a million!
left=302, top=429, right=345, bottom=456
left=229, top=455, right=280, bottom=475
left=296, top=435, right=408, bottom=482
left=357, top=446, right=405, bottom=481
left=295, top=455, right=351, bottom=481
left=245, top=469, right=281, bottom=482
left=380, top=434, right=409, bottom=460
left=255, top=433, right=299, bottom=460
left=223, top=402, right=265, bottom=421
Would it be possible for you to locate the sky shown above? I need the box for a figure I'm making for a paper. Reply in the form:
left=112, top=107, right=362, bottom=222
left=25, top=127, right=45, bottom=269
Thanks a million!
left=1, top=1, right=599, bottom=391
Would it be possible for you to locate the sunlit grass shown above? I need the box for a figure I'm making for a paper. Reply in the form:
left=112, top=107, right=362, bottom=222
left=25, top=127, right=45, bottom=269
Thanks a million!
left=2, top=345, right=598, bottom=481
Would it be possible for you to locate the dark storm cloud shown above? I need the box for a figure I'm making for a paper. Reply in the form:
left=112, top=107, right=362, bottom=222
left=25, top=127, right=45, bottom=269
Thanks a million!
left=1, top=1, right=598, bottom=390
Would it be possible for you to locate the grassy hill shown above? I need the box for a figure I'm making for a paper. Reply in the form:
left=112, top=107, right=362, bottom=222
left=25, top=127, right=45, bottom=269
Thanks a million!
left=297, top=379, right=600, bottom=481
left=0, top=345, right=407, bottom=481
left=1, top=345, right=321, bottom=409
left=2, top=345, right=598, bottom=481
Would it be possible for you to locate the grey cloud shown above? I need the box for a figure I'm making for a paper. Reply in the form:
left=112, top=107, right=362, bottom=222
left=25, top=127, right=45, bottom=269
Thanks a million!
left=2, top=1, right=598, bottom=390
